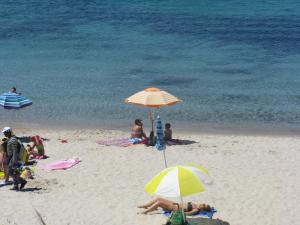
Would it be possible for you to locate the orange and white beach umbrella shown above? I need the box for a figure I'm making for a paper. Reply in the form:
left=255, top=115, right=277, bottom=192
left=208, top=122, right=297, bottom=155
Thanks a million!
left=124, top=87, right=182, bottom=108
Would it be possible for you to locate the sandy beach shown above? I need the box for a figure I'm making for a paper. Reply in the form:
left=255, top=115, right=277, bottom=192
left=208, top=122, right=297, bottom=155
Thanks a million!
left=0, top=127, right=299, bottom=225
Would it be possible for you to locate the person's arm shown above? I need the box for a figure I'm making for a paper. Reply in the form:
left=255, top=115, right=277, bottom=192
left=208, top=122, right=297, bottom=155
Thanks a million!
left=184, top=208, right=199, bottom=216
left=17, top=136, right=31, bottom=143
left=142, top=129, right=147, bottom=139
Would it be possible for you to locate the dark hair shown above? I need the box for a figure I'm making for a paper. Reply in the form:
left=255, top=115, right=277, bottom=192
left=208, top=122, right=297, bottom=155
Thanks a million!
left=165, top=123, right=171, bottom=129
left=135, top=119, right=142, bottom=125
left=202, top=204, right=211, bottom=212
left=3, top=130, right=11, bottom=135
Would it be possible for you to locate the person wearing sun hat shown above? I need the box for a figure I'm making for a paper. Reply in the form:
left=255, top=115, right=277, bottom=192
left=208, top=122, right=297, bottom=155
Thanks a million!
left=2, top=127, right=27, bottom=191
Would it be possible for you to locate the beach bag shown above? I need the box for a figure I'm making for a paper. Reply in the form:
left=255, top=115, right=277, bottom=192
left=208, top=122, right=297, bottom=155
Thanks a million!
left=18, top=141, right=28, bottom=164
left=166, top=210, right=186, bottom=225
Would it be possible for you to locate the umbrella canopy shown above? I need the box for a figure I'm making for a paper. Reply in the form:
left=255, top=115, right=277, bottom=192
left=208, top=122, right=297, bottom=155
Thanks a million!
left=145, top=164, right=212, bottom=198
left=155, top=115, right=166, bottom=151
left=0, top=93, right=33, bottom=109
left=125, top=87, right=182, bottom=108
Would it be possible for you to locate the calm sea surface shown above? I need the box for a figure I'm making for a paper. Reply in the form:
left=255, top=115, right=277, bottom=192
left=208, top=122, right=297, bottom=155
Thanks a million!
left=1, top=0, right=300, bottom=132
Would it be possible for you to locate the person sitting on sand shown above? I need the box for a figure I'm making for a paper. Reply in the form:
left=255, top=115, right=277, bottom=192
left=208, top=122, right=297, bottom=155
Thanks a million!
left=138, top=197, right=211, bottom=215
left=30, top=135, right=45, bottom=156
left=164, top=123, right=172, bottom=141
left=164, top=123, right=181, bottom=144
left=131, top=119, right=147, bottom=140
left=26, top=144, right=37, bottom=158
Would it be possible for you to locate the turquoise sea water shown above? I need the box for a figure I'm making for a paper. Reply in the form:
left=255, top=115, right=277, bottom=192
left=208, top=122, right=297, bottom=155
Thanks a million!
left=1, top=1, right=300, bottom=131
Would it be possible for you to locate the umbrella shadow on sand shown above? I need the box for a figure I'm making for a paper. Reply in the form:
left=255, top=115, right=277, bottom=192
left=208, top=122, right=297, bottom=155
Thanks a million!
left=166, top=139, right=197, bottom=146
left=187, top=217, right=230, bottom=225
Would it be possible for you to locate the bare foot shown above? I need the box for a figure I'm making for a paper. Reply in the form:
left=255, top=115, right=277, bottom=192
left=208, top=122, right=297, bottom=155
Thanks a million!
left=137, top=205, right=148, bottom=209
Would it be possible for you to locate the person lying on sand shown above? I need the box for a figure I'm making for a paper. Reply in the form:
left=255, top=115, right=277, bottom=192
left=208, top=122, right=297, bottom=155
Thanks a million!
left=138, top=197, right=211, bottom=215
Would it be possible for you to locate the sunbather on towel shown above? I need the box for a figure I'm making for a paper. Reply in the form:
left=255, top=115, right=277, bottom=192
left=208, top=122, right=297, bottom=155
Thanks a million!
left=138, top=197, right=211, bottom=215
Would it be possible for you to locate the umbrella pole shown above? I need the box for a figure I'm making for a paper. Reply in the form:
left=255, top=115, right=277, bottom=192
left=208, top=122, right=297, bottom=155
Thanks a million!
left=180, top=196, right=187, bottom=224
left=163, top=149, right=167, bottom=168
left=151, top=109, right=155, bottom=133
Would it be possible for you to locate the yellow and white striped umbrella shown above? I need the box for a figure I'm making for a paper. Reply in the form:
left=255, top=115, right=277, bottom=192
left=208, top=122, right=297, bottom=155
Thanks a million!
left=145, top=164, right=212, bottom=198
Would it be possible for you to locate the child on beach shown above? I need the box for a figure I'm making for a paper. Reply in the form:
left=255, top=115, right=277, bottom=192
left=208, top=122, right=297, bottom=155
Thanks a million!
left=27, top=144, right=45, bottom=159
left=164, top=123, right=172, bottom=141
left=31, top=135, right=45, bottom=157
left=164, top=123, right=181, bottom=144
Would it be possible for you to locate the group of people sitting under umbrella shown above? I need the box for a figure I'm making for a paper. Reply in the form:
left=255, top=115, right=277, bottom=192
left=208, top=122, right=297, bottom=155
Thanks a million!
left=130, top=118, right=173, bottom=145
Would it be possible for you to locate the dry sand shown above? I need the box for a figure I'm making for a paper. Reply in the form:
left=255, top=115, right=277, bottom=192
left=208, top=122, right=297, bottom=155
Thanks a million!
left=0, top=127, right=299, bottom=225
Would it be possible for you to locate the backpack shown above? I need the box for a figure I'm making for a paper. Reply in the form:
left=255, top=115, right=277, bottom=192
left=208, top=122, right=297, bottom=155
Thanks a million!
left=166, top=210, right=187, bottom=225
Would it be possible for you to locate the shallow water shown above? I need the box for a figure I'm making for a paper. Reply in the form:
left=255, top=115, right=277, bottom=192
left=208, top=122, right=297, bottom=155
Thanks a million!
left=1, top=0, right=300, bottom=131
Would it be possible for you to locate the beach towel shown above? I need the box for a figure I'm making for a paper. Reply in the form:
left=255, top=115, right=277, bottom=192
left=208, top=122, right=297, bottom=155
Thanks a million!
left=30, top=155, right=49, bottom=160
left=164, top=208, right=217, bottom=219
left=97, top=138, right=146, bottom=147
left=40, top=157, right=81, bottom=171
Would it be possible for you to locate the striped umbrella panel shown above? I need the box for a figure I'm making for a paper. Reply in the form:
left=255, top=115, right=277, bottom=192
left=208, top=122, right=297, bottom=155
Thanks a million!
left=155, top=115, right=165, bottom=151
left=145, top=165, right=212, bottom=198
left=0, top=93, right=33, bottom=109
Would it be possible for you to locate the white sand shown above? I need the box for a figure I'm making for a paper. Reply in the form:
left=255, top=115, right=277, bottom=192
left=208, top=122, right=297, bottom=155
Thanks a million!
left=0, top=127, right=299, bottom=225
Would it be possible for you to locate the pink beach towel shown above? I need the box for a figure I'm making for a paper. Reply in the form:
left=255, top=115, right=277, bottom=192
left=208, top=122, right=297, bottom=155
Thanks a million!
left=41, top=157, right=81, bottom=171
left=97, top=138, right=133, bottom=147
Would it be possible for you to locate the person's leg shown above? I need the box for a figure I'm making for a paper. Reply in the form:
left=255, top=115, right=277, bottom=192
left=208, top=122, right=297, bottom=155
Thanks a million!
left=138, top=198, right=159, bottom=208
left=138, top=197, right=174, bottom=209
left=12, top=168, right=26, bottom=190
left=142, top=198, right=176, bottom=214
left=8, top=166, right=19, bottom=190
left=29, top=150, right=39, bottom=158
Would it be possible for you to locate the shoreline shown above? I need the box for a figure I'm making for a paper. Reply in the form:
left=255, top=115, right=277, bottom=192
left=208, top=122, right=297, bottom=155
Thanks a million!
left=1, top=120, right=300, bottom=137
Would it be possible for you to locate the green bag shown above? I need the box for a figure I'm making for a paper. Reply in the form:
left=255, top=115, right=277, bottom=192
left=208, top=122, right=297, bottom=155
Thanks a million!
left=166, top=210, right=186, bottom=225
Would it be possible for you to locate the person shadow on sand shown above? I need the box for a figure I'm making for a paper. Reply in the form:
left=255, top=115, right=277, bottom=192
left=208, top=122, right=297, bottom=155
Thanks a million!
left=164, top=123, right=196, bottom=146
